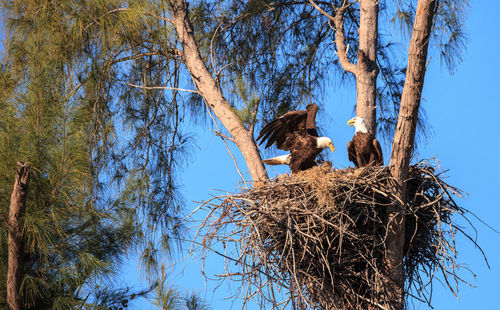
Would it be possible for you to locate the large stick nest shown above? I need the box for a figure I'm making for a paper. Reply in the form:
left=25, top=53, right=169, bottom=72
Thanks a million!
left=197, top=162, right=481, bottom=309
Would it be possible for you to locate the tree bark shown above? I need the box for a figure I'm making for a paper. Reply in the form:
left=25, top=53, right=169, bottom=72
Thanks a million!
left=356, top=0, right=379, bottom=133
left=7, top=162, right=31, bottom=310
left=314, top=0, right=379, bottom=133
left=168, top=0, right=268, bottom=182
left=386, top=0, right=437, bottom=309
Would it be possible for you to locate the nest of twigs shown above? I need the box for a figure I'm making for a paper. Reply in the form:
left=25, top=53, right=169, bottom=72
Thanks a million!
left=198, top=162, right=480, bottom=309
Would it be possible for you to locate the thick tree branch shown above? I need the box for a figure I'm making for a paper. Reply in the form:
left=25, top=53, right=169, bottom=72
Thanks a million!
left=308, top=0, right=335, bottom=21
left=332, top=4, right=358, bottom=75
left=7, top=162, right=31, bottom=310
left=310, top=0, right=358, bottom=74
left=387, top=0, right=437, bottom=309
left=168, top=0, right=268, bottom=182
left=355, top=0, right=379, bottom=133
left=316, top=0, right=379, bottom=133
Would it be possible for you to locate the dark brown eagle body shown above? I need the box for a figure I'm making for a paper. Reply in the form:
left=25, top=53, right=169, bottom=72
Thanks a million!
left=284, top=132, right=324, bottom=173
left=257, top=104, right=334, bottom=173
left=347, top=132, right=383, bottom=167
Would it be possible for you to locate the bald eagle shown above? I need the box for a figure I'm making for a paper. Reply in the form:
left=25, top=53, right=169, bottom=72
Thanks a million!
left=257, top=104, right=335, bottom=173
left=347, top=116, right=383, bottom=167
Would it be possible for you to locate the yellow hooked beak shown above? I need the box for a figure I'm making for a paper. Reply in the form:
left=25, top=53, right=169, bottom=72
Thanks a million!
left=329, top=144, right=335, bottom=152
left=347, top=118, right=356, bottom=127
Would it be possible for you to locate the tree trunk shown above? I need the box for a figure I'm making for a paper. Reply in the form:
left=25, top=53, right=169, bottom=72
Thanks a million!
left=386, top=0, right=437, bottom=308
left=356, top=0, right=379, bottom=133
left=312, top=0, right=379, bottom=132
left=168, top=0, right=268, bottom=182
left=7, top=162, right=31, bottom=310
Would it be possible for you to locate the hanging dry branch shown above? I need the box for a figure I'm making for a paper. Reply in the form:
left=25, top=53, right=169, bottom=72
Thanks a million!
left=195, top=161, right=481, bottom=309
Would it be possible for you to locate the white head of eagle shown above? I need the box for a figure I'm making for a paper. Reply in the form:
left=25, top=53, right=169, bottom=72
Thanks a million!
left=346, top=116, right=383, bottom=167
left=317, top=137, right=336, bottom=152
left=347, top=116, right=369, bottom=133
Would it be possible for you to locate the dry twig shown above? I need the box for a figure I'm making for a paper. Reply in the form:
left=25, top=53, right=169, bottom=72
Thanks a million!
left=196, top=161, right=482, bottom=309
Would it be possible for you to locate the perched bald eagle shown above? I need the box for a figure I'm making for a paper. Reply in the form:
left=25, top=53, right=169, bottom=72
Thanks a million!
left=257, top=104, right=335, bottom=173
left=347, top=116, right=383, bottom=167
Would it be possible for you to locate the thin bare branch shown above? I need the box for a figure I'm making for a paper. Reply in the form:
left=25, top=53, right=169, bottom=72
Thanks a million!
left=83, top=8, right=130, bottom=33
left=204, top=104, right=248, bottom=188
left=120, top=81, right=199, bottom=94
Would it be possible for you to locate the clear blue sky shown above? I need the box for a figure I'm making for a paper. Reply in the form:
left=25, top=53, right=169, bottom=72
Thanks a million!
left=122, top=0, right=500, bottom=308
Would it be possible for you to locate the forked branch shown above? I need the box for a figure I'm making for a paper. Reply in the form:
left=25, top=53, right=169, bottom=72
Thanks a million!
left=310, top=0, right=358, bottom=74
left=332, top=4, right=358, bottom=74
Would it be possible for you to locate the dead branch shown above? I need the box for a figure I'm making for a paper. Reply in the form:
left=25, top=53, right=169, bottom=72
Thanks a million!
left=195, top=161, right=480, bottom=309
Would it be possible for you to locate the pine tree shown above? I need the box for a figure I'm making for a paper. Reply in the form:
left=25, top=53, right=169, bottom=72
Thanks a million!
left=0, top=0, right=471, bottom=308
left=0, top=2, right=140, bottom=308
left=1, top=0, right=198, bottom=307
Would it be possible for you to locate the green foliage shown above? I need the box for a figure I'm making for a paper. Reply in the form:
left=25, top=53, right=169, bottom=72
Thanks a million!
left=391, top=0, right=470, bottom=73
left=85, top=284, right=155, bottom=310
left=1, top=0, right=199, bottom=307
left=230, top=76, right=261, bottom=130
left=152, top=264, right=211, bottom=310
left=0, top=67, right=139, bottom=306
left=382, top=0, right=469, bottom=145
left=0, top=0, right=149, bottom=307
left=0, top=0, right=470, bottom=307
left=192, top=0, right=468, bottom=144
left=433, top=0, right=470, bottom=72
left=201, top=0, right=338, bottom=124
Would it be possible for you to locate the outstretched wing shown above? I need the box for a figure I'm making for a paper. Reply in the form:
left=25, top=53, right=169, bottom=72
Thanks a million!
left=256, top=104, right=319, bottom=150
left=347, top=140, right=358, bottom=167
left=372, top=138, right=384, bottom=165
left=305, top=104, right=319, bottom=137
left=257, top=111, right=307, bottom=149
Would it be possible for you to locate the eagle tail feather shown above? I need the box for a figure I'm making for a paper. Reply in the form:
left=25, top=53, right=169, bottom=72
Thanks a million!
left=262, top=154, right=291, bottom=166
